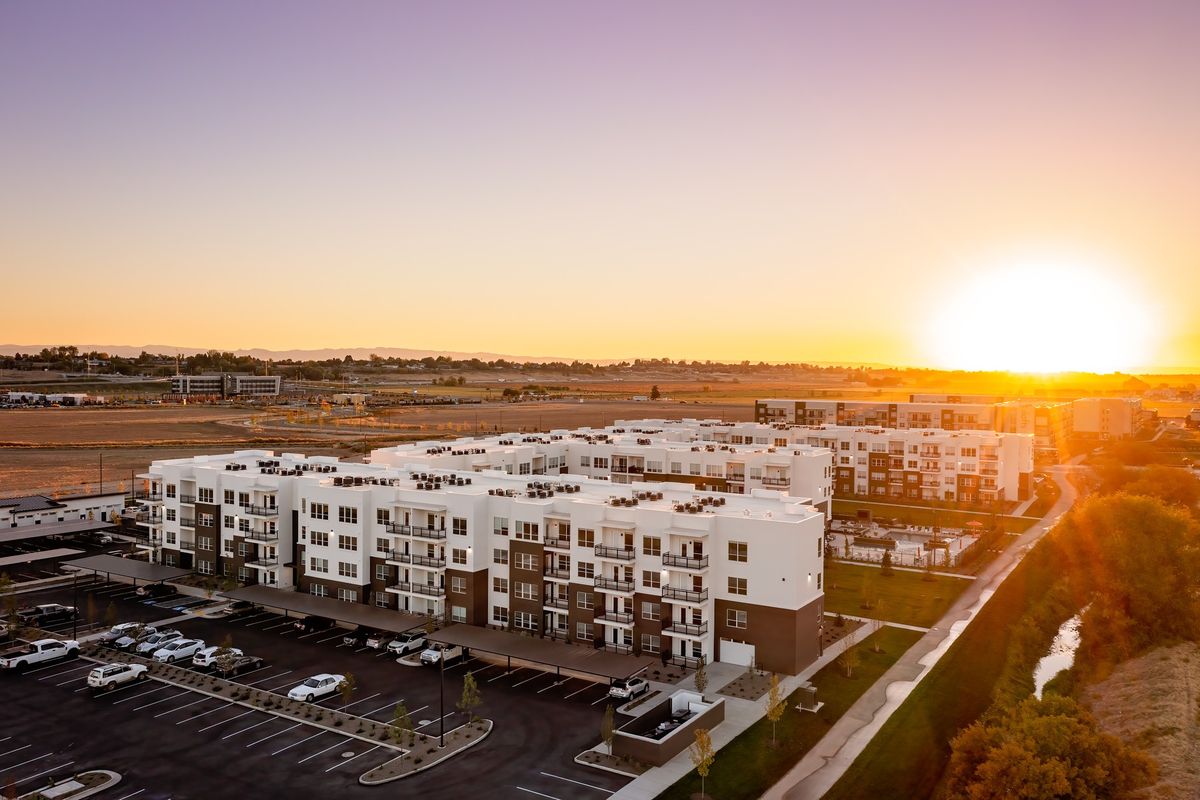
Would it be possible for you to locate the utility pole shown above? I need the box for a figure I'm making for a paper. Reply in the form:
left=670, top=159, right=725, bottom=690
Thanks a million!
left=439, top=652, right=446, bottom=747
left=99, top=452, right=104, bottom=495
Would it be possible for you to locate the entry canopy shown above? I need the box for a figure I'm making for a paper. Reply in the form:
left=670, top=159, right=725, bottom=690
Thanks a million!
left=0, top=519, right=115, bottom=544
left=64, top=553, right=191, bottom=582
left=429, top=624, right=657, bottom=680
left=220, top=585, right=427, bottom=634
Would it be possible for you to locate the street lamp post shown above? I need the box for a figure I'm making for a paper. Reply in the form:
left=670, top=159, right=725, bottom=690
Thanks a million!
left=72, top=570, right=78, bottom=641
left=439, top=652, right=446, bottom=748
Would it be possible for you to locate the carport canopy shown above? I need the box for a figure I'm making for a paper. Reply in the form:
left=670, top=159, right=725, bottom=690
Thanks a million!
left=0, top=547, right=84, bottom=569
left=220, top=585, right=427, bottom=634
left=0, top=519, right=115, bottom=544
left=429, top=624, right=658, bottom=680
left=64, top=553, right=191, bottom=582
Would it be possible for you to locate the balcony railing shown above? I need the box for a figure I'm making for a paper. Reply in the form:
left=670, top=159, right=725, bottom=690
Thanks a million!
left=543, top=536, right=571, bottom=550
left=386, top=522, right=447, bottom=540
left=179, top=494, right=197, bottom=504
left=245, top=504, right=279, bottom=517
left=594, top=544, right=636, bottom=561
left=603, top=642, right=633, bottom=655
left=245, top=529, right=279, bottom=542
left=610, top=464, right=644, bottom=474
left=543, top=566, right=571, bottom=580
left=595, top=611, right=634, bottom=625
left=247, top=558, right=279, bottom=568
left=387, top=551, right=446, bottom=568
left=178, top=538, right=196, bottom=550
left=669, top=654, right=705, bottom=670
left=762, top=476, right=790, bottom=487
left=393, top=581, right=446, bottom=598
left=662, top=553, right=710, bottom=570
left=980, top=454, right=999, bottom=461
left=134, top=491, right=162, bottom=501
left=594, top=577, right=636, bottom=593
left=179, top=518, right=196, bottom=529
left=135, top=512, right=162, bottom=525
left=662, top=586, right=708, bottom=603
left=542, top=596, right=569, bottom=609
left=664, top=621, right=708, bottom=636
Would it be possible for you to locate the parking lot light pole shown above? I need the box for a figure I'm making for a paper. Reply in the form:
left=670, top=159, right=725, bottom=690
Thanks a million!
left=439, top=653, right=445, bottom=748
left=72, top=570, right=78, bottom=640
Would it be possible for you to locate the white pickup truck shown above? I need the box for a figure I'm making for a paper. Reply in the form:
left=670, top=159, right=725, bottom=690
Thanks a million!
left=0, top=638, right=80, bottom=670
left=419, top=641, right=464, bottom=666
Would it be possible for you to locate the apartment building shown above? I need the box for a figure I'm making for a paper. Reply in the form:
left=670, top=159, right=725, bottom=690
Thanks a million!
left=135, top=451, right=826, bottom=674
left=1070, top=397, right=1147, bottom=440
left=755, top=398, right=996, bottom=431
left=369, top=428, right=835, bottom=514
left=169, top=374, right=281, bottom=398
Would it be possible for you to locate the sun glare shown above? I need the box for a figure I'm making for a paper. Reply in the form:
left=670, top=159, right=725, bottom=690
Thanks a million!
left=925, top=257, right=1156, bottom=373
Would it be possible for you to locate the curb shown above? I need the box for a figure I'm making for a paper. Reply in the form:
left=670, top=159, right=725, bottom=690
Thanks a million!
left=359, top=719, right=494, bottom=784
left=18, top=770, right=122, bottom=800
left=573, top=748, right=645, bottom=778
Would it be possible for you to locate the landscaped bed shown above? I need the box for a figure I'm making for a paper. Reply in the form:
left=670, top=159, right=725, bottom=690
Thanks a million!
left=359, top=718, right=493, bottom=784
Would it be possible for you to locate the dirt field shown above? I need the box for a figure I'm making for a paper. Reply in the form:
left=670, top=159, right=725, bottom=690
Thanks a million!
left=372, top=399, right=754, bottom=432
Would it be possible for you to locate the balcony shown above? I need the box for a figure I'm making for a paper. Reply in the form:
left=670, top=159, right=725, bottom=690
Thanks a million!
left=981, top=468, right=999, bottom=476
left=662, top=553, right=710, bottom=570
left=725, top=473, right=745, bottom=483
left=662, top=586, right=708, bottom=603
left=135, top=491, right=163, bottom=502
left=178, top=538, right=196, bottom=551
left=664, top=621, right=708, bottom=637
left=603, top=642, right=633, bottom=655
left=245, top=529, right=279, bottom=542
left=762, top=476, right=790, bottom=487
left=244, top=504, right=279, bottom=517
left=594, top=544, right=636, bottom=561
left=595, top=611, right=634, bottom=625
left=668, top=654, right=705, bottom=670
left=543, top=565, right=571, bottom=580
left=179, top=518, right=196, bottom=529
left=980, top=453, right=999, bottom=461
left=542, top=596, right=569, bottom=610
left=611, top=464, right=644, bottom=475
left=387, top=551, right=446, bottom=568
left=543, top=536, right=571, bottom=550
left=246, top=557, right=279, bottom=569
left=386, top=522, right=447, bottom=540
left=393, top=581, right=446, bottom=598
left=594, top=576, right=636, bottom=593
left=134, top=512, right=162, bottom=525
left=179, top=494, right=197, bottom=504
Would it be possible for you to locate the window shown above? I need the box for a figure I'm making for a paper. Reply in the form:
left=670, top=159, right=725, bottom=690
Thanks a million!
left=577, top=528, right=595, bottom=548
left=238, top=542, right=250, bottom=557
left=727, top=609, right=748, bottom=629
left=593, top=457, right=608, bottom=469
left=223, top=490, right=234, bottom=505
left=492, top=606, right=509, bottom=625
left=166, top=508, right=176, bottom=522
left=198, top=488, right=213, bottom=503
left=451, top=606, right=466, bottom=623
left=728, top=541, right=748, bottom=563
left=514, top=611, right=537, bottom=631
left=642, top=536, right=661, bottom=557
left=642, top=570, right=661, bottom=589
left=515, top=552, right=539, bottom=571
left=375, top=592, right=391, bottom=608
left=337, top=588, right=357, bottom=602
left=450, top=576, right=466, bottom=594
left=376, top=540, right=389, bottom=554
left=310, top=530, right=329, bottom=547
left=817, top=572, right=823, bottom=590
left=493, top=577, right=508, bottom=594
left=376, top=509, right=390, bottom=526
left=338, top=506, right=357, bottom=524
left=579, top=456, right=591, bottom=468
left=311, top=503, right=329, bottom=521
left=197, top=536, right=212, bottom=551
left=670, top=462, right=682, bottom=474
left=493, top=548, right=509, bottom=565
left=576, top=622, right=594, bottom=642
left=238, top=518, right=250, bottom=533
left=818, top=537, right=823, bottom=557
left=705, top=465, right=722, bottom=478
left=516, top=521, right=539, bottom=541
left=166, top=483, right=176, bottom=499
left=518, top=463, right=531, bottom=475
left=338, top=535, right=358, bottom=551
left=641, top=601, right=660, bottom=621
left=452, top=548, right=467, bottom=565
left=493, top=517, right=509, bottom=536
left=337, top=562, right=357, bottom=579
left=647, top=461, right=663, bottom=473
left=452, top=517, right=467, bottom=536
left=197, top=560, right=213, bottom=576
left=375, top=564, right=390, bottom=581
left=237, top=492, right=249, bottom=508
left=641, top=634, right=661, bottom=654
left=309, top=583, right=328, bottom=597
left=577, top=561, right=595, bottom=579
left=689, top=463, right=701, bottom=476
left=309, top=557, right=328, bottom=574
left=728, top=577, right=747, bottom=596
left=576, top=591, right=593, bottom=610
left=514, top=582, right=537, bottom=601
left=224, top=515, right=234, bottom=529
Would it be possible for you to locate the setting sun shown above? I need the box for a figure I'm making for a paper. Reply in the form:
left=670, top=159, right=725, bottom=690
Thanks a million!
left=924, top=257, right=1157, bottom=373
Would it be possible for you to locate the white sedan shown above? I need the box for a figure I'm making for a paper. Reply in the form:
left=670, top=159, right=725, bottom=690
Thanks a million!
left=153, top=638, right=206, bottom=663
left=287, top=673, right=345, bottom=702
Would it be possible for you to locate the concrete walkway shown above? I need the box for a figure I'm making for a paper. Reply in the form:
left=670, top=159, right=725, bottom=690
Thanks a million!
left=763, top=466, right=1079, bottom=800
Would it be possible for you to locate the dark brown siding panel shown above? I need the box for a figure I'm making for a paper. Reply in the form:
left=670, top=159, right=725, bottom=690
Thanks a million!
left=714, top=595, right=821, bottom=675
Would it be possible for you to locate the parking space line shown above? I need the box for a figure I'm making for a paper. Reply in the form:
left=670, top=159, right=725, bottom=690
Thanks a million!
left=361, top=700, right=402, bottom=718
left=471, top=664, right=501, bottom=680
left=536, top=678, right=566, bottom=694
left=513, top=671, right=547, bottom=687
left=0, top=736, right=10, bottom=744
left=591, top=692, right=613, bottom=706
left=176, top=703, right=231, bottom=724
left=52, top=670, right=97, bottom=686
left=245, top=722, right=301, bottom=748
left=415, top=712, right=453, bottom=730
left=515, top=788, right=561, bottom=799
left=540, top=772, right=615, bottom=794
left=197, top=709, right=254, bottom=733
left=296, top=738, right=347, bottom=764
left=443, top=656, right=480, bottom=672
left=372, top=649, right=392, bottom=657
left=0, top=752, right=55, bottom=773
left=295, top=629, right=331, bottom=639
left=153, top=697, right=209, bottom=718
left=111, top=685, right=172, bottom=705
left=491, top=667, right=526, bottom=683
left=263, top=677, right=303, bottom=693
left=25, top=661, right=87, bottom=676
left=243, top=669, right=292, bottom=687
left=134, top=692, right=191, bottom=711
left=407, top=704, right=429, bottom=717
left=228, top=664, right=271, bottom=680
left=0, top=744, right=31, bottom=759
left=13, top=760, right=74, bottom=787
left=260, top=620, right=294, bottom=631
left=328, top=692, right=381, bottom=711
left=237, top=612, right=271, bottom=623
left=220, top=718, right=274, bottom=740
left=114, top=789, right=146, bottom=800
left=313, top=631, right=344, bottom=644
left=323, top=744, right=380, bottom=773
left=564, top=682, right=599, bottom=699
left=244, top=616, right=283, bottom=627
left=271, top=730, right=325, bottom=756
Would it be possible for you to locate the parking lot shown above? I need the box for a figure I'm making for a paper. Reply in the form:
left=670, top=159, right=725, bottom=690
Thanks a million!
left=0, top=534, right=138, bottom=582
left=3, top=582, right=636, bottom=799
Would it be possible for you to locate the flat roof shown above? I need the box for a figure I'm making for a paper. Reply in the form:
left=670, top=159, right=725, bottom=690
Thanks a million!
left=429, top=624, right=657, bottom=680
left=0, top=548, right=84, bottom=569
left=0, top=519, right=115, bottom=544
left=220, top=585, right=427, bottom=634
left=64, top=553, right=191, bottom=582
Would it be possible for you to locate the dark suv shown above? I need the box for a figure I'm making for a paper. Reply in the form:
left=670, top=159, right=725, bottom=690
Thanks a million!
left=293, top=616, right=334, bottom=633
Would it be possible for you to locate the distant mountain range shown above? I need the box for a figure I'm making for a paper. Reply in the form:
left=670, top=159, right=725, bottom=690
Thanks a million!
left=0, top=344, right=608, bottom=364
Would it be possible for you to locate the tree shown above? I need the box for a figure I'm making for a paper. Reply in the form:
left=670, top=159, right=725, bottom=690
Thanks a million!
left=424, top=611, right=437, bottom=636
left=860, top=572, right=877, bottom=610
left=694, top=660, right=708, bottom=697
left=104, top=601, right=118, bottom=628
left=836, top=636, right=860, bottom=678
left=922, top=551, right=936, bottom=582
left=649, top=385, right=661, bottom=400
left=689, top=727, right=715, bottom=798
left=870, top=615, right=886, bottom=653
left=880, top=549, right=894, bottom=576
left=338, top=672, right=356, bottom=710
left=764, top=673, right=786, bottom=746
left=457, top=671, right=482, bottom=721
left=601, top=703, right=616, bottom=755
left=214, top=634, right=238, bottom=673
left=390, top=702, right=415, bottom=749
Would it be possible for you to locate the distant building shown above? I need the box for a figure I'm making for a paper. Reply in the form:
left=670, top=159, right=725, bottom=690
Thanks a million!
left=1070, top=397, right=1148, bottom=440
left=1, top=492, right=125, bottom=528
left=4, top=391, right=102, bottom=406
left=170, top=374, right=281, bottom=399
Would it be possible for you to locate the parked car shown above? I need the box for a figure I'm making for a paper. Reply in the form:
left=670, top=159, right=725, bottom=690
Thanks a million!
left=293, top=616, right=334, bottom=633
left=16, top=604, right=77, bottom=626
left=212, top=655, right=265, bottom=679
left=135, top=630, right=183, bottom=655
left=0, top=638, right=79, bottom=670
left=112, top=625, right=159, bottom=651
left=192, top=645, right=243, bottom=668
left=96, top=533, right=115, bottom=545
left=386, top=631, right=427, bottom=656
left=96, top=622, right=143, bottom=645
left=287, top=673, right=345, bottom=702
left=364, top=631, right=390, bottom=650
left=136, top=583, right=174, bottom=599
left=608, top=676, right=650, bottom=701
left=342, top=628, right=380, bottom=648
left=153, top=638, right=206, bottom=663
left=213, top=600, right=259, bottom=619
left=87, top=663, right=148, bottom=691
left=419, top=642, right=464, bottom=666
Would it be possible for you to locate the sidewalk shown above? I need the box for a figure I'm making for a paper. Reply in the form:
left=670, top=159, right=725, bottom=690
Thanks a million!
left=828, top=559, right=974, bottom=581
left=763, top=466, right=1079, bottom=800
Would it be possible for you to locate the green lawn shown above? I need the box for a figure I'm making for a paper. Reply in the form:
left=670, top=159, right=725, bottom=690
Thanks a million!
left=823, top=560, right=973, bottom=628
left=823, top=537, right=1062, bottom=800
left=832, top=499, right=1039, bottom=533
left=657, top=626, right=924, bottom=800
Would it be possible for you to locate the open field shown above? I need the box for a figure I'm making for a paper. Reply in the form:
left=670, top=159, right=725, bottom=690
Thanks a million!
left=832, top=499, right=1040, bottom=533
left=371, top=399, right=753, bottom=432
left=822, top=561, right=974, bottom=628
left=660, top=626, right=924, bottom=800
